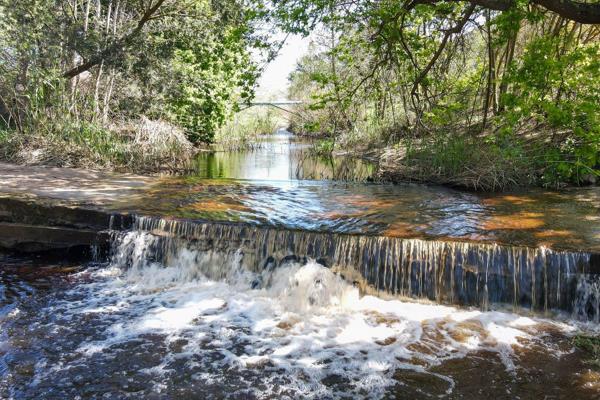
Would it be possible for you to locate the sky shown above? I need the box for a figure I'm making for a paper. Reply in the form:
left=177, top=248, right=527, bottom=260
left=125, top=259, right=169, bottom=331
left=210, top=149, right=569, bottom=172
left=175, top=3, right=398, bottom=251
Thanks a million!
left=254, top=34, right=311, bottom=100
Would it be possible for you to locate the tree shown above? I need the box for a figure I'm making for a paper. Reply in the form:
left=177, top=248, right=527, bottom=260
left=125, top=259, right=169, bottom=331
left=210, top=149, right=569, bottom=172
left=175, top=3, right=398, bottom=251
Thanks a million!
left=281, top=0, right=600, bottom=187
left=0, top=0, right=264, bottom=143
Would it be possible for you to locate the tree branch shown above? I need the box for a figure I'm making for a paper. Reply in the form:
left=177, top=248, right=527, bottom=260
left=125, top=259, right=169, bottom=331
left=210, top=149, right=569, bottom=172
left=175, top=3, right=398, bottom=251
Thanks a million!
left=62, top=0, right=167, bottom=79
left=411, top=4, right=476, bottom=96
left=410, top=0, right=600, bottom=24
left=532, top=0, right=600, bottom=24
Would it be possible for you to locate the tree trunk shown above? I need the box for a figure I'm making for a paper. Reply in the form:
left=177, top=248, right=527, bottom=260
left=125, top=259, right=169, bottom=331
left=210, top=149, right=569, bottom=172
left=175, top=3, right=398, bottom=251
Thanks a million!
left=102, top=71, right=115, bottom=124
left=482, top=10, right=492, bottom=129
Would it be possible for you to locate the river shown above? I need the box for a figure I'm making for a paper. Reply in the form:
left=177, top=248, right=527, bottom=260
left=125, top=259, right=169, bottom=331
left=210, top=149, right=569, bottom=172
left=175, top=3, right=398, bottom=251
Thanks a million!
left=1, top=130, right=599, bottom=399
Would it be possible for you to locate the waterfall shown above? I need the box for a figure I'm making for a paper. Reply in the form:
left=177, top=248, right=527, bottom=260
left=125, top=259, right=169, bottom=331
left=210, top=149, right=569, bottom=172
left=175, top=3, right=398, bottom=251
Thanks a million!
left=573, top=275, right=600, bottom=323
left=109, top=215, right=599, bottom=321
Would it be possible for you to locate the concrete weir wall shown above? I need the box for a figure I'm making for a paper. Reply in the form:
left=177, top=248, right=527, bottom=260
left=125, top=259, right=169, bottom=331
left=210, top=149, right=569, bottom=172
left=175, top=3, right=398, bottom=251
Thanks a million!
left=0, top=197, right=128, bottom=255
left=0, top=161, right=151, bottom=254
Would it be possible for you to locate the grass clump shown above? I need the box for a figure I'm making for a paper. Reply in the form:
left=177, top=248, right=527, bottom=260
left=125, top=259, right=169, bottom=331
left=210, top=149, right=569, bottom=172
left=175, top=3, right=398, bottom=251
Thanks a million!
left=573, top=335, right=600, bottom=369
left=380, top=134, right=534, bottom=191
left=378, top=129, right=599, bottom=191
left=0, top=116, right=194, bottom=173
left=214, top=108, right=282, bottom=150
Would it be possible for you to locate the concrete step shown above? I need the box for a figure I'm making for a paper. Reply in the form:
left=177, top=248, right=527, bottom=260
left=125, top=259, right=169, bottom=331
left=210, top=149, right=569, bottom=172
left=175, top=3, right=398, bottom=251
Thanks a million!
left=0, top=222, right=109, bottom=253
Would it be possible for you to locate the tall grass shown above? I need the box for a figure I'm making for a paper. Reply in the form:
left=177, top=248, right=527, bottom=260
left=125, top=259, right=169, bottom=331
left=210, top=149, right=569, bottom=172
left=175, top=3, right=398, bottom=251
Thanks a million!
left=395, top=135, right=534, bottom=190
left=378, top=132, right=600, bottom=191
left=291, top=98, right=598, bottom=190
left=214, top=107, right=283, bottom=150
left=0, top=63, right=197, bottom=173
left=0, top=116, right=194, bottom=172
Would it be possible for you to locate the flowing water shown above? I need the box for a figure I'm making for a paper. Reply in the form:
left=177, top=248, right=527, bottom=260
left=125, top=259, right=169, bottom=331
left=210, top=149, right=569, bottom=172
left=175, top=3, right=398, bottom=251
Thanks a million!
left=0, top=234, right=599, bottom=399
left=1, top=130, right=600, bottom=398
left=115, top=132, right=600, bottom=252
left=120, top=177, right=600, bottom=252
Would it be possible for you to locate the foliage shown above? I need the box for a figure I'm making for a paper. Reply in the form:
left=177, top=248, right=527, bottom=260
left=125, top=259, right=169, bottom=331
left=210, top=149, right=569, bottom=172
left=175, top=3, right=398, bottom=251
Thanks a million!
left=0, top=116, right=194, bottom=171
left=281, top=0, right=600, bottom=189
left=0, top=0, right=263, bottom=170
left=1, top=0, right=598, bottom=187
left=312, top=138, right=335, bottom=156
left=379, top=133, right=535, bottom=190
left=573, top=335, right=600, bottom=369
left=500, top=37, right=600, bottom=186
left=214, top=107, right=282, bottom=150
left=137, top=3, right=260, bottom=144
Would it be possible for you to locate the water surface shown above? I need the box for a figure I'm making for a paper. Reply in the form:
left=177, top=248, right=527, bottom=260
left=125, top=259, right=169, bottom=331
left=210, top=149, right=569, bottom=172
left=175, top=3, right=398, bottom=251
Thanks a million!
left=106, top=130, right=600, bottom=252
left=191, top=130, right=375, bottom=182
left=121, top=177, right=600, bottom=252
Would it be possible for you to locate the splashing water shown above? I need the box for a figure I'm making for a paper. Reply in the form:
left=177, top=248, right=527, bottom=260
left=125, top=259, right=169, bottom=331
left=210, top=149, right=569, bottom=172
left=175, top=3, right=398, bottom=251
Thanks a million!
left=3, top=231, right=598, bottom=399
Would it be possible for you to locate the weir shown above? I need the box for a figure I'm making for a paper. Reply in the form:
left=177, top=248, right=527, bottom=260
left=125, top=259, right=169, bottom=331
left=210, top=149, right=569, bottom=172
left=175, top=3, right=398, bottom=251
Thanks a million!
left=119, top=215, right=600, bottom=321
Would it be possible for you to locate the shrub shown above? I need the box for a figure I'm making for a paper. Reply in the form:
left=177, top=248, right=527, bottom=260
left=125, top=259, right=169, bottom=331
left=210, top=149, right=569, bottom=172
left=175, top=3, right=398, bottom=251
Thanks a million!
left=0, top=116, right=194, bottom=172
left=573, top=335, right=600, bottom=369
left=381, top=135, right=534, bottom=190
left=214, top=108, right=281, bottom=150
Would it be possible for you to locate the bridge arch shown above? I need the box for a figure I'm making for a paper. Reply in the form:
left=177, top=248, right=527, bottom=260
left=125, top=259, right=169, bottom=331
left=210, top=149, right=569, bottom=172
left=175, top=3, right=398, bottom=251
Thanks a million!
left=238, top=100, right=304, bottom=116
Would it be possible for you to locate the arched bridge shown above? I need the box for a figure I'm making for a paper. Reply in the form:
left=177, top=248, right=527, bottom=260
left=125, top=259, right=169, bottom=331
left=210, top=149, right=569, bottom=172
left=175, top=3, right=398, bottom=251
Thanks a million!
left=238, top=100, right=303, bottom=115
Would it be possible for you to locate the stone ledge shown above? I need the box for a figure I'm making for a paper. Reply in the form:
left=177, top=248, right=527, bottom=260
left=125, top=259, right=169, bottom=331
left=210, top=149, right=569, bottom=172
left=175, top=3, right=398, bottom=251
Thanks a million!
left=0, top=222, right=110, bottom=253
left=0, top=196, right=132, bottom=231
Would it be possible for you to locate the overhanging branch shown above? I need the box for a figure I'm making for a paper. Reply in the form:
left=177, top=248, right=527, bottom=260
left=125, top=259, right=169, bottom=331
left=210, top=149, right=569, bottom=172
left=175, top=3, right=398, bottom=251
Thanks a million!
left=411, top=4, right=476, bottom=97
left=410, top=0, right=600, bottom=24
left=62, top=0, right=167, bottom=79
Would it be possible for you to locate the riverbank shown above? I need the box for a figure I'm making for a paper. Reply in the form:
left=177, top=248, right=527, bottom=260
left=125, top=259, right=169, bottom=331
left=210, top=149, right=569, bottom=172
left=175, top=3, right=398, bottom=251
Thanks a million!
left=0, top=162, right=154, bottom=204
left=4, top=122, right=597, bottom=191
left=298, top=135, right=598, bottom=192
left=0, top=118, right=199, bottom=174
left=375, top=136, right=599, bottom=191
left=280, top=126, right=600, bottom=191
left=0, top=162, right=150, bottom=254
left=0, top=111, right=283, bottom=174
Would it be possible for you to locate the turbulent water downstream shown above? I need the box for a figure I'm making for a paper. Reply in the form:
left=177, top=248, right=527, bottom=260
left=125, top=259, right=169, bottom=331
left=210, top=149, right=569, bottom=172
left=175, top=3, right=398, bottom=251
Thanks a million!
left=1, top=231, right=599, bottom=398
left=1, top=130, right=600, bottom=398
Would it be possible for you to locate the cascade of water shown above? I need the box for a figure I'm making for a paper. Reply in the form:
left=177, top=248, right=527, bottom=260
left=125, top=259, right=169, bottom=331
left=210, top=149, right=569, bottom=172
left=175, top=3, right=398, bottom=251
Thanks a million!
left=111, top=216, right=598, bottom=320
left=573, top=275, right=600, bottom=323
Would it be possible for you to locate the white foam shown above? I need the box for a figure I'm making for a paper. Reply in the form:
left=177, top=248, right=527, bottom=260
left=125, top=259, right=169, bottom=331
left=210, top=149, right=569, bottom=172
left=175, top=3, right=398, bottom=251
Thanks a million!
left=43, top=232, right=583, bottom=398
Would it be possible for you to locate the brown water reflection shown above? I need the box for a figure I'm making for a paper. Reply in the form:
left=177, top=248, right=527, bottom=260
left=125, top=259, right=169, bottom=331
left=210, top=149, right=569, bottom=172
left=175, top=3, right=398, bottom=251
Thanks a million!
left=122, top=177, right=600, bottom=252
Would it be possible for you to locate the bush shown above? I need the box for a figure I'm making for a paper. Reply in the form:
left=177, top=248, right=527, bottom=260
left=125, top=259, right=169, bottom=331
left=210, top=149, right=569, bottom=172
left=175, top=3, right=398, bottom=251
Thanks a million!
left=312, top=138, right=335, bottom=156
left=0, top=116, right=194, bottom=172
left=378, top=127, right=599, bottom=191
left=573, top=335, right=600, bottom=369
left=500, top=38, right=600, bottom=186
left=214, top=108, right=281, bottom=150
left=379, top=134, right=533, bottom=191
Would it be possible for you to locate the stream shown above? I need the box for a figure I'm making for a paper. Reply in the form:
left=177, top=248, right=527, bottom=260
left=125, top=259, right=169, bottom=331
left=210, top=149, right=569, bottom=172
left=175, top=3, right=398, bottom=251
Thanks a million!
left=1, top=130, right=599, bottom=399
